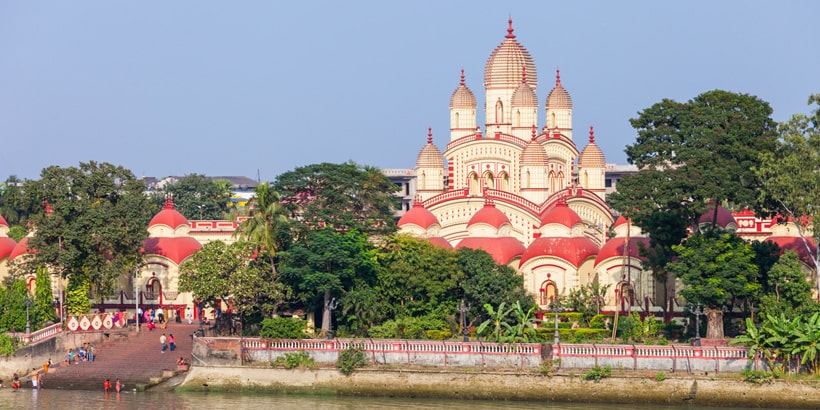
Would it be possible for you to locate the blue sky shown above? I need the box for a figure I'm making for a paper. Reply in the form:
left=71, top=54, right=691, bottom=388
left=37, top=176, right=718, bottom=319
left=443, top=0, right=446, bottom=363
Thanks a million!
left=1, top=1, right=818, bottom=181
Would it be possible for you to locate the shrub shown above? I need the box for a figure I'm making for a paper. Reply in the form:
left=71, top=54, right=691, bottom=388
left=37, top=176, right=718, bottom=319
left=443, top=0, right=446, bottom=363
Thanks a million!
left=337, top=345, right=367, bottom=375
left=426, top=330, right=452, bottom=340
left=367, top=315, right=449, bottom=339
left=589, top=314, right=615, bottom=329
left=272, top=351, right=315, bottom=369
left=260, top=317, right=308, bottom=339
left=582, top=365, right=611, bottom=381
left=741, top=369, right=774, bottom=385
left=655, top=372, right=666, bottom=382
left=539, top=358, right=561, bottom=376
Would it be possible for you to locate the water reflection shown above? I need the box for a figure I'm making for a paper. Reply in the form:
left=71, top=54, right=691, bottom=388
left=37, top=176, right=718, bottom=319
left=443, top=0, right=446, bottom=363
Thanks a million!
left=0, top=389, right=796, bottom=410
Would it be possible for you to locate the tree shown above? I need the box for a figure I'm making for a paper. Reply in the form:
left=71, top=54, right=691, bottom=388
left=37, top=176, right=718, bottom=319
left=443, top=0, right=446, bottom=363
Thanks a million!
left=633, top=210, right=689, bottom=317
left=757, top=94, right=820, bottom=296
left=18, top=162, right=154, bottom=312
left=667, top=231, right=760, bottom=339
left=235, top=183, right=288, bottom=276
left=34, top=265, right=57, bottom=328
left=757, top=250, right=818, bottom=320
left=274, top=162, right=399, bottom=236
left=179, top=241, right=289, bottom=319
left=0, top=175, right=28, bottom=226
left=457, top=247, right=534, bottom=324
left=155, top=174, right=232, bottom=220
left=0, top=280, right=29, bottom=332
left=611, top=90, right=778, bottom=232
left=279, top=229, right=377, bottom=337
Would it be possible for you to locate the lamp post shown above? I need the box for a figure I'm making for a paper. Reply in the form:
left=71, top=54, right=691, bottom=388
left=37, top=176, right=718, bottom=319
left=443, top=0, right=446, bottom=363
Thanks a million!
left=325, top=297, right=338, bottom=340
left=134, top=265, right=140, bottom=334
left=24, top=297, right=34, bottom=337
left=459, top=299, right=470, bottom=342
left=690, top=303, right=704, bottom=345
left=552, top=299, right=560, bottom=346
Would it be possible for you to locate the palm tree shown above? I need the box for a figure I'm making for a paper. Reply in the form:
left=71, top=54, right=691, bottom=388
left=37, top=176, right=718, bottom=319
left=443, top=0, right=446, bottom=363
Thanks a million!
left=235, top=183, right=287, bottom=275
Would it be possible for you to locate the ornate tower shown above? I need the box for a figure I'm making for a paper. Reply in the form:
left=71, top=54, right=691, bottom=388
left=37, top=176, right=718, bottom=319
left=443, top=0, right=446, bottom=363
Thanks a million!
left=449, top=69, right=477, bottom=142
left=545, top=69, right=573, bottom=140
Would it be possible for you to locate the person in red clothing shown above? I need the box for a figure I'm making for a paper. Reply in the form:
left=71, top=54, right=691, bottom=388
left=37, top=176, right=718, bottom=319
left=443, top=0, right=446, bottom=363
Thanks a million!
left=115, top=379, right=122, bottom=393
left=104, top=378, right=112, bottom=393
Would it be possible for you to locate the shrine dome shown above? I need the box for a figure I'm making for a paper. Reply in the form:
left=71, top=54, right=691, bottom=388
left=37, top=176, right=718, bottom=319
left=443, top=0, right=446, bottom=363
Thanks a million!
left=520, top=236, right=598, bottom=267
left=457, top=237, right=525, bottom=265
left=540, top=201, right=583, bottom=229
left=578, top=126, right=606, bottom=168
left=764, top=236, right=816, bottom=268
left=594, top=237, right=651, bottom=266
left=416, top=128, right=444, bottom=169
left=9, top=236, right=33, bottom=260
left=698, top=202, right=736, bottom=229
left=149, top=197, right=190, bottom=229
left=484, top=18, right=537, bottom=90
left=0, top=216, right=15, bottom=259
left=510, top=68, right=537, bottom=107
left=424, top=236, right=454, bottom=250
left=450, top=69, right=476, bottom=109
left=468, top=200, right=511, bottom=229
left=143, top=237, right=201, bottom=265
left=398, top=201, right=440, bottom=230
left=546, top=69, right=572, bottom=109
left=520, top=134, right=548, bottom=165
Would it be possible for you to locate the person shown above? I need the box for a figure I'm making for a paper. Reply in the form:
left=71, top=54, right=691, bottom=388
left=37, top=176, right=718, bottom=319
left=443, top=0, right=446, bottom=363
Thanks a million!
left=66, top=349, right=75, bottom=365
left=43, top=359, right=50, bottom=374
left=168, top=334, right=176, bottom=351
left=142, top=309, right=151, bottom=328
left=175, top=307, right=182, bottom=323
left=156, top=306, right=165, bottom=325
left=36, top=372, right=42, bottom=389
left=87, top=344, right=95, bottom=362
left=78, top=345, right=87, bottom=361
left=115, top=379, right=121, bottom=393
left=31, top=372, right=39, bottom=389
left=160, top=333, right=167, bottom=353
left=186, top=307, right=193, bottom=325
left=176, top=357, right=187, bottom=366
left=104, top=378, right=111, bottom=393
left=12, top=373, right=19, bottom=391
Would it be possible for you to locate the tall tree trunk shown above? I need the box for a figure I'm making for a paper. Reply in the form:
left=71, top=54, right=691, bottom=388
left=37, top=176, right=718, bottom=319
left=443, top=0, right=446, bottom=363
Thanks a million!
left=705, top=308, right=724, bottom=339
left=321, top=289, right=331, bottom=337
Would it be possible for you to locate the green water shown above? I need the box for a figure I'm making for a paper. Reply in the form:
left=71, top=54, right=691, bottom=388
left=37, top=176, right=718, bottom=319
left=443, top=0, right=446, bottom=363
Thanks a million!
left=0, top=389, right=797, bottom=410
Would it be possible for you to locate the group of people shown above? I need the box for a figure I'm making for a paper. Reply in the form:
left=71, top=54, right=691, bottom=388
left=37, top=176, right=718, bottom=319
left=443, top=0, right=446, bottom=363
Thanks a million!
left=3, top=368, right=43, bottom=391
left=65, top=343, right=95, bottom=364
left=159, top=333, right=176, bottom=353
left=140, top=307, right=170, bottom=331
left=103, top=378, right=122, bottom=394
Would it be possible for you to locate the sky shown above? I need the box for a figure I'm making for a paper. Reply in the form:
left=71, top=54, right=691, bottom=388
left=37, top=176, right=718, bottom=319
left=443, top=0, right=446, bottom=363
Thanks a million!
left=1, top=1, right=818, bottom=182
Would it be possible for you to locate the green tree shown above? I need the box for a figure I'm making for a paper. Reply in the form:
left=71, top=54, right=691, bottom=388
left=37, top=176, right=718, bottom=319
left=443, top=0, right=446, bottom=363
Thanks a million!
left=457, top=247, right=534, bottom=326
left=566, top=283, right=610, bottom=327
left=234, top=183, right=288, bottom=276
left=757, top=250, right=818, bottom=319
left=611, top=90, right=778, bottom=233
left=667, top=231, right=760, bottom=339
left=0, top=280, right=29, bottom=332
left=0, top=175, right=28, bottom=226
left=280, top=229, right=376, bottom=337
left=34, top=265, right=57, bottom=327
left=274, top=162, right=399, bottom=236
left=155, top=174, right=232, bottom=220
left=633, top=210, right=689, bottom=316
left=757, top=94, right=820, bottom=296
left=18, top=162, right=154, bottom=312
left=179, top=241, right=289, bottom=318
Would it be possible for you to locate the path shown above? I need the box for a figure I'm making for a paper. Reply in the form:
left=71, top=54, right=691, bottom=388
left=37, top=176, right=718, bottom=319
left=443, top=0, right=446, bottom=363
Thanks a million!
left=39, top=322, right=200, bottom=391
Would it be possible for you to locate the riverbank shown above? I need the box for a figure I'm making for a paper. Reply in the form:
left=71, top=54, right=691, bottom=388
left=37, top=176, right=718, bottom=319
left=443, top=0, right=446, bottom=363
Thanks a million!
left=176, top=366, right=820, bottom=408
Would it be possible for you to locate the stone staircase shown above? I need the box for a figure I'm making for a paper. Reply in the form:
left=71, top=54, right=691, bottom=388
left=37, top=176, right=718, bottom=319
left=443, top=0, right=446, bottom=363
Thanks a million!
left=40, top=322, right=200, bottom=390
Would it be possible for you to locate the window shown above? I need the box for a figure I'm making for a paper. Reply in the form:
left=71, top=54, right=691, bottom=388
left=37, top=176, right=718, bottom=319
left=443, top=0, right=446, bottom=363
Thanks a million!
left=540, top=281, right=558, bottom=305
left=605, top=178, right=612, bottom=188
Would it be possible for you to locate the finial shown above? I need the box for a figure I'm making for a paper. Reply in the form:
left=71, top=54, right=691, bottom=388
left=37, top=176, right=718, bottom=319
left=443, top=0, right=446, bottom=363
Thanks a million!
left=555, top=69, right=561, bottom=86
left=460, top=68, right=465, bottom=86
left=531, top=124, right=537, bottom=141
left=427, top=127, right=433, bottom=144
left=164, top=195, right=174, bottom=210
left=506, top=17, right=515, bottom=39
left=589, top=125, right=595, bottom=143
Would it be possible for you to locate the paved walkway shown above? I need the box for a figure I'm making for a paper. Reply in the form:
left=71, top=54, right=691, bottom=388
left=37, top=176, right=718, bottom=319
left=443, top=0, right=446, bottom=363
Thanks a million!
left=39, top=322, right=201, bottom=391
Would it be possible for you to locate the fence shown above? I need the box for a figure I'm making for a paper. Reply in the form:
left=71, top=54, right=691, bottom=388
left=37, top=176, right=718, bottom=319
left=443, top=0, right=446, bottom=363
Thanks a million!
left=8, top=322, right=63, bottom=345
left=193, top=337, right=755, bottom=373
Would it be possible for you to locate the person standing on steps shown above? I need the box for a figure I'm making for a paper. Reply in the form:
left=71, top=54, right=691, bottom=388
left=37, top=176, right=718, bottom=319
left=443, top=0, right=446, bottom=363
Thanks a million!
left=168, top=334, right=176, bottom=351
left=186, top=307, right=193, bottom=325
left=160, top=333, right=167, bottom=353
left=156, top=306, right=165, bottom=327
left=104, top=378, right=111, bottom=393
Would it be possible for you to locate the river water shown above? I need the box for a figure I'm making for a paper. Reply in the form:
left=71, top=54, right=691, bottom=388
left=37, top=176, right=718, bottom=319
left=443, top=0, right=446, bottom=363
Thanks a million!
left=0, top=389, right=796, bottom=410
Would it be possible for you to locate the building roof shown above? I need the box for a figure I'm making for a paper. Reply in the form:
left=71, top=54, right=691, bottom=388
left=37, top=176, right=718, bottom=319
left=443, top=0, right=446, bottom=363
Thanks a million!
left=539, top=201, right=583, bottom=229
left=450, top=69, right=477, bottom=109
left=148, top=197, right=190, bottom=229
left=546, top=69, right=572, bottom=109
left=510, top=67, right=537, bottom=107
left=578, top=126, right=606, bottom=168
left=397, top=201, right=440, bottom=229
left=9, top=236, right=33, bottom=260
left=457, top=236, right=525, bottom=265
left=520, top=236, right=598, bottom=267
left=0, top=236, right=16, bottom=259
left=142, top=237, right=202, bottom=265
left=468, top=200, right=510, bottom=229
left=416, top=128, right=444, bottom=169
left=594, top=237, right=651, bottom=266
left=698, top=201, right=736, bottom=228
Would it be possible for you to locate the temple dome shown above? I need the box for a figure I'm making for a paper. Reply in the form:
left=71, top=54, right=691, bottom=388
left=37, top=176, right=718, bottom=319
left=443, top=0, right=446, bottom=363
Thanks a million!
left=510, top=67, right=537, bottom=107
left=484, top=18, right=537, bottom=91
left=520, top=136, right=548, bottom=165
left=415, top=128, right=444, bottom=169
left=149, top=197, right=190, bottom=230
left=540, top=201, right=583, bottom=229
left=398, top=202, right=440, bottom=230
left=578, top=126, right=606, bottom=168
left=546, top=69, right=572, bottom=109
left=450, top=69, right=477, bottom=109
left=468, top=201, right=511, bottom=229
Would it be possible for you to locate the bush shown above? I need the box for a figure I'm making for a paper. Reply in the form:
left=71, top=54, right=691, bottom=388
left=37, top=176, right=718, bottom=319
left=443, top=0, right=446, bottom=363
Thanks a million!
left=655, top=372, right=666, bottom=382
left=741, top=369, right=774, bottom=384
left=539, top=358, right=561, bottom=376
left=426, top=330, right=452, bottom=340
left=337, top=345, right=367, bottom=375
left=582, top=365, right=611, bottom=381
left=260, top=317, right=308, bottom=339
left=589, top=314, right=615, bottom=329
left=272, top=351, right=315, bottom=369
left=367, top=315, right=449, bottom=339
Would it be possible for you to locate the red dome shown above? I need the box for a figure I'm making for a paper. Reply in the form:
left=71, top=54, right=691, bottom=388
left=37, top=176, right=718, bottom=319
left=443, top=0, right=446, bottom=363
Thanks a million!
left=613, top=215, right=629, bottom=228
left=457, top=237, right=525, bottom=265
left=0, top=236, right=17, bottom=259
left=149, top=197, right=190, bottom=229
left=143, top=237, right=202, bottom=265
left=594, top=237, right=651, bottom=266
left=468, top=200, right=510, bottom=228
left=698, top=203, right=735, bottom=228
left=765, top=236, right=817, bottom=268
left=397, top=202, right=440, bottom=229
left=520, top=236, right=598, bottom=267
left=9, top=236, right=34, bottom=260
left=425, top=236, right=454, bottom=249
left=540, top=201, right=583, bottom=229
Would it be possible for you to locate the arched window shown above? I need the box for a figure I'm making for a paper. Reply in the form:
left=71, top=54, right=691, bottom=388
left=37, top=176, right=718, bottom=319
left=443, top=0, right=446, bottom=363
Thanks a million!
left=419, top=171, right=426, bottom=190
left=515, top=110, right=521, bottom=127
left=146, top=277, right=162, bottom=302
left=483, top=171, right=495, bottom=190
left=582, top=170, right=588, bottom=188
left=525, top=170, right=531, bottom=188
left=549, top=171, right=557, bottom=194
left=551, top=112, right=556, bottom=128
left=498, top=171, right=509, bottom=191
left=469, top=173, right=480, bottom=196
left=540, top=281, right=558, bottom=306
left=454, top=112, right=460, bottom=127
left=495, top=100, right=504, bottom=123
